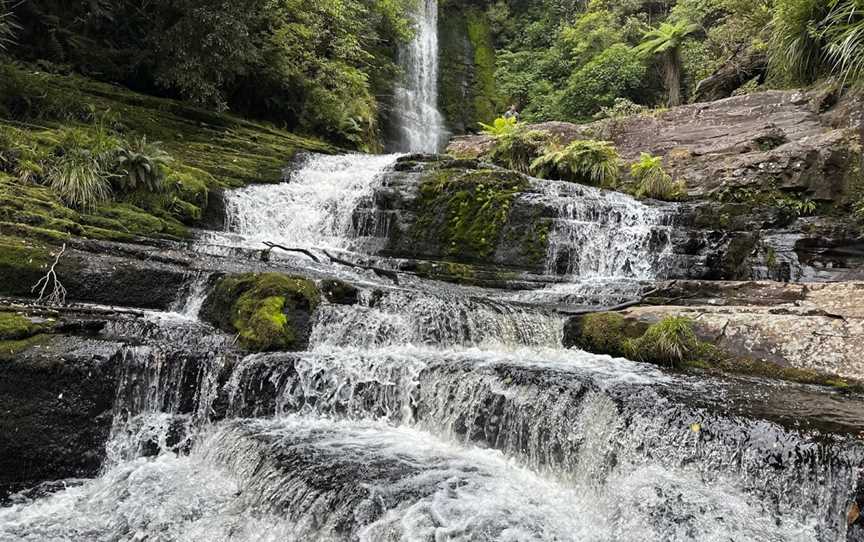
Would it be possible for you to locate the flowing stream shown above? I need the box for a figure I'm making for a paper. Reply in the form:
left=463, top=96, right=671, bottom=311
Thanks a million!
left=2, top=151, right=863, bottom=542
left=1, top=11, right=863, bottom=542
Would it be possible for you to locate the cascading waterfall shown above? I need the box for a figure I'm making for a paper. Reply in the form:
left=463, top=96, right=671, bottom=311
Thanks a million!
left=393, top=0, right=447, bottom=152
left=529, top=179, right=676, bottom=279
left=208, top=153, right=400, bottom=251
left=3, top=36, right=863, bottom=542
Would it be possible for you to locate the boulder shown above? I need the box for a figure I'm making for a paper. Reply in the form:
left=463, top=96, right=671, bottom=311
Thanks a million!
left=566, top=280, right=864, bottom=383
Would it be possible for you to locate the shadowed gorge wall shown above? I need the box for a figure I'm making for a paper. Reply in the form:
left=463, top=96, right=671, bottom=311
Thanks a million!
left=439, top=1, right=502, bottom=134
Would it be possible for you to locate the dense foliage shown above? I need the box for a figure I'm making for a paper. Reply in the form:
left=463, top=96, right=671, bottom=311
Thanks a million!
left=4, top=0, right=415, bottom=149
left=483, top=0, right=863, bottom=125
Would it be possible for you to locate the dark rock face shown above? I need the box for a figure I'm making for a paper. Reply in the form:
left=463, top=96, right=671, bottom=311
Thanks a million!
left=320, top=279, right=359, bottom=305
left=0, top=335, right=121, bottom=501
left=354, top=156, right=552, bottom=275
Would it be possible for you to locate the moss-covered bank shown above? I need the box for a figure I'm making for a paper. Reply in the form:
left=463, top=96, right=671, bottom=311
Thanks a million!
left=201, top=273, right=321, bottom=352
left=0, top=64, right=336, bottom=242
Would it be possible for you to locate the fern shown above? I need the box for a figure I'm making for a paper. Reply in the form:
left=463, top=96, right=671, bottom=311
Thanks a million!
left=530, top=139, right=620, bottom=187
left=488, top=129, right=551, bottom=174
left=114, top=137, right=172, bottom=193
left=479, top=116, right=520, bottom=137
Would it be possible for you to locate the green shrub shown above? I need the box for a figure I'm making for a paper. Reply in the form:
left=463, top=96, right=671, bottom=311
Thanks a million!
left=770, top=0, right=864, bottom=87
left=114, top=137, right=172, bottom=193
left=774, top=195, right=817, bottom=217
left=595, top=98, right=649, bottom=120
left=487, top=129, right=552, bottom=174
left=530, top=139, right=620, bottom=187
left=625, top=316, right=700, bottom=366
left=631, top=153, right=686, bottom=200
left=0, top=5, right=17, bottom=50
left=555, top=44, right=647, bottom=121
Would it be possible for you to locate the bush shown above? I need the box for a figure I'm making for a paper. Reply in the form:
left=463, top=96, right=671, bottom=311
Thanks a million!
left=114, top=137, right=172, bottom=193
left=487, top=129, right=552, bottom=174
left=630, top=153, right=686, bottom=200
left=625, top=316, right=700, bottom=366
left=555, top=44, right=647, bottom=121
left=530, top=139, right=620, bottom=187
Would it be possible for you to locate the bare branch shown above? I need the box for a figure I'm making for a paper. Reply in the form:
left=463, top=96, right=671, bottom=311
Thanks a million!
left=32, top=243, right=67, bottom=306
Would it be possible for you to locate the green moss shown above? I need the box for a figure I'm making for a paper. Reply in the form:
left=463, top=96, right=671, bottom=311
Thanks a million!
left=0, top=312, right=46, bottom=340
left=438, top=3, right=502, bottom=132
left=573, top=312, right=646, bottom=358
left=0, top=64, right=337, bottom=243
left=413, top=166, right=529, bottom=262
left=624, top=316, right=700, bottom=366
left=200, top=273, right=320, bottom=352
left=0, top=334, right=50, bottom=361
left=0, top=236, right=53, bottom=297
left=466, top=9, right=500, bottom=126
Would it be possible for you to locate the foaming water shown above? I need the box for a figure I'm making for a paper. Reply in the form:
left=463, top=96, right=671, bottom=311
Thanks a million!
left=392, top=0, right=447, bottom=152
left=310, top=289, right=564, bottom=350
left=0, top=416, right=825, bottom=542
left=211, top=153, right=399, bottom=250
left=529, top=180, right=675, bottom=279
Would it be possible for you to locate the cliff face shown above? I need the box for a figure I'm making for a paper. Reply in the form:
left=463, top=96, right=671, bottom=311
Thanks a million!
left=438, top=1, right=503, bottom=134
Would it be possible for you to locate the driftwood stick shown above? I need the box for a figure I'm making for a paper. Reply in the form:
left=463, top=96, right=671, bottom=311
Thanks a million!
left=321, top=250, right=400, bottom=285
left=560, top=284, right=668, bottom=316
left=262, top=242, right=322, bottom=263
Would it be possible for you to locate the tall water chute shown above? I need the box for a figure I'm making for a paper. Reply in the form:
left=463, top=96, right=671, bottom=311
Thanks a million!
left=393, top=0, right=447, bottom=152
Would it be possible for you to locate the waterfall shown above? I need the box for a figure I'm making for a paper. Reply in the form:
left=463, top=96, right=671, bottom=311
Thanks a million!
left=206, top=153, right=399, bottom=251
left=3, top=143, right=863, bottom=540
left=393, top=0, right=447, bottom=153
left=529, top=180, right=676, bottom=279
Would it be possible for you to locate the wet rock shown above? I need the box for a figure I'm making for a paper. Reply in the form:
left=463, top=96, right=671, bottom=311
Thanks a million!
left=200, top=272, right=320, bottom=352
left=320, top=279, right=359, bottom=305
left=569, top=280, right=864, bottom=383
left=448, top=89, right=862, bottom=202
left=0, top=334, right=122, bottom=501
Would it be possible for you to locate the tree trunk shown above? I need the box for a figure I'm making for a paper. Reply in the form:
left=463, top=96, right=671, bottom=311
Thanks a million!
left=665, top=50, right=683, bottom=107
left=693, top=48, right=768, bottom=103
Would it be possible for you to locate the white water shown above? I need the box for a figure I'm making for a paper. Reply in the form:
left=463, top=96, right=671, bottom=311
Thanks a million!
left=393, top=0, right=447, bottom=152
left=210, top=153, right=399, bottom=251
left=530, top=180, right=675, bottom=279
left=2, top=94, right=861, bottom=542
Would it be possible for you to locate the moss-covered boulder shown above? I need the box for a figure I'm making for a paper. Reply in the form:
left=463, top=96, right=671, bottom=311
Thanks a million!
left=201, top=273, right=320, bottom=352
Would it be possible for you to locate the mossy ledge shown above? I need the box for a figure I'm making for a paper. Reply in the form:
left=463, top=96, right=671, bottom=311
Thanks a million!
left=0, top=64, right=336, bottom=243
left=565, top=312, right=864, bottom=391
left=410, top=165, right=530, bottom=264
left=200, top=273, right=321, bottom=352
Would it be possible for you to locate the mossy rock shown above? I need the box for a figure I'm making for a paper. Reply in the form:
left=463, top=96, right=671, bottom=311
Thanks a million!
left=564, top=312, right=647, bottom=357
left=410, top=166, right=529, bottom=263
left=201, top=273, right=320, bottom=352
left=0, top=312, right=47, bottom=341
left=0, top=236, right=53, bottom=297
